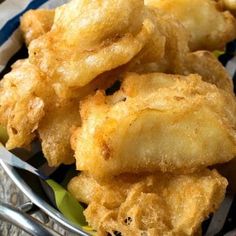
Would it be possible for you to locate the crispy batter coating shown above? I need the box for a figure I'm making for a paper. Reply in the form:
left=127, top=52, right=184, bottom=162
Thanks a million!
left=2, top=1, right=236, bottom=233
left=28, top=0, right=157, bottom=97
left=38, top=99, right=80, bottom=166
left=217, top=0, right=236, bottom=15
left=68, top=169, right=227, bottom=236
left=0, top=60, right=81, bottom=165
left=127, top=8, right=189, bottom=73
left=145, top=0, right=236, bottom=51
left=20, top=1, right=232, bottom=95
left=175, top=50, right=234, bottom=93
left=126, top=10, right=233, bottom=93
left=20, top=9, right=54, bottom=45
left=20, top=2, right=188, bottom=83
left=72, top=73, right=236, bottom=179
left=0, top=60, right=50, bottom=149
left=0, top=57, right=123, bottom=165
left=68, top=172, right=97, bottom=205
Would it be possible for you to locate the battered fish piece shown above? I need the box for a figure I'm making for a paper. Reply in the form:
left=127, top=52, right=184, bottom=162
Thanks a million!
left=127, top=8, right=189, bottom=74
left=145, top=0, right=236, bottom=51
left=0, top=59, right=80, bottom=166
left=0, top=60, right=51, bottom=149
left=28, top=0, right=156, bottom=97
left=175, top=50, right=234, bottom=93
left=0, top=57, right=122, bottom=164
left=127, top=10, right=233, bottom=93
left=20, top=9, right=54, bottom=45
left=0, top=60, right=81, bottom=165
left=38, top=100, right=81, bottom=166
left=68, top=170, right=227, bottom=236
left=218, top=0, right=236, bottom=15
left=72, top=73, right=236, bottom=179
left=21, top=3, right=188, bottom=81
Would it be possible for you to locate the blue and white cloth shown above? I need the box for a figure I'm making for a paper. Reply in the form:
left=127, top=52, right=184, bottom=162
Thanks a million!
left=0, top=0, right=67, bottom=72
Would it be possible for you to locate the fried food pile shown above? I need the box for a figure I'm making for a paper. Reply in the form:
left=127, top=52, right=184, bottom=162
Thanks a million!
left=68, top=170, right=227, bottom=236
left=1, top=0, right=236, bottom=235
left=72, top=73, right=236, bottom=179
left=145, top=0, right=236, bottom=51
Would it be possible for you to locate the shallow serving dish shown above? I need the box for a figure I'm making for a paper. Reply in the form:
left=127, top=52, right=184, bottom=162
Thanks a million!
left=1, top=1, right=236, bottom=235
left=0, top=151, right=89, bottom=236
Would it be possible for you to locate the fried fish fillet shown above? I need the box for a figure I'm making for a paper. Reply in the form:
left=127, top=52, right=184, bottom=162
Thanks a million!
left=218, top=0, right=236, bottom=15
left=68, top=169, right=227, bottom=236
left=175, top=50, right=234, bottom=93
left=126, top=9, right=233, bottom=93
left=0, top=57, right=123, bottom=165
left=38, top=99, right=80, bottom=166
left=0, top=60, right=50, bottom=149
left=127, top=8, right=189, bottom=74
left=21, top=2, right=231, bottom=95
left=0, top=60, right=80, bottom=165
left=28, top=0, right=157, bottom=97
left=20, top=9, right=55, bottom=45
left=145, top=0, right=236, bottom=51
left=20, top=2, right=186, bottom=84
left=72, top=73, right=236, bottom=179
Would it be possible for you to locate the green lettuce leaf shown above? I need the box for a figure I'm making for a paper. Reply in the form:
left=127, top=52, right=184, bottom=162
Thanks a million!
left=0, top=124, right=96, bottom=234
left=46, top=179, right=87, bottom=226
left=213, top=50, right=224, bottom=58
left=0, top=126, right=8, bottom=144
left=46, top=179, right=97, bottom=234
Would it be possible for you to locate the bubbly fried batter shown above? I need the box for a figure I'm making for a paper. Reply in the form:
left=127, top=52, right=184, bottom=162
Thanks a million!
left=38, top=99, right=80, bottom=166
left=176, top=50, right=234, bottom=93
left=68, top=169, right=227, bottom=236
left=20, top=1, right=232, bottom=95
left=0, top=60, right=81, bottom=165
left=145, top=0, right=236, bottom=51
left=28, top=0, right=158, bottom=97
left=0, top=56, right=123, bottom=165
left=217, top=0, right=236, bottom=15
left=127, top=8, right=189, bottom=74
left=20, top=9, right=54, bottom=45
left=0, top=60, right=50, bottom=149
left=2, top=1, right=236, bottom=234
left=68, top=172, right=97, bottom=205
left=72, top=73, right=236, bottom=179
left=126, top=10, right=233, bottom=93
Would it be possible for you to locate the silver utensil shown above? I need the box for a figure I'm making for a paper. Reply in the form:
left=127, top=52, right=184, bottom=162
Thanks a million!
left=0, top=146, right=88, bottom=236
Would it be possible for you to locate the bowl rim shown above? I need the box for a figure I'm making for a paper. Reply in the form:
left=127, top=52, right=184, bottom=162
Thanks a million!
left=0, top=158, right=89, bottom=236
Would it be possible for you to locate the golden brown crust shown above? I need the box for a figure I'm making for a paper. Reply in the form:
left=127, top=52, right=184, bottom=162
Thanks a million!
left=0, top=59, right=81, bottom=165
left=68, top=169, right=227, bottom=236
left=38, top=99, right=80, bottom=166
left=28, top=0, right=159, bottom=96
left=72, top=73, right=236, bottom=179
left=217, top=0, right=236, bottom=15
left=175, top=50, right=234, bottom=93
left=20, top=9, right=55, bottom=45
left=0, top=60, right=49, bottom=149
left=145, top=0, right=236, bottom=51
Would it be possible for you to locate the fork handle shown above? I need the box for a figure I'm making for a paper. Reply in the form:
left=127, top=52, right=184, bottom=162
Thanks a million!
left=0, top=201, right=62, bottom=236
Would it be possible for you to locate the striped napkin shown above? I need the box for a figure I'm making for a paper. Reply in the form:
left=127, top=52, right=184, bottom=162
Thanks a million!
left=0, top=0, right=67, bottom=72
